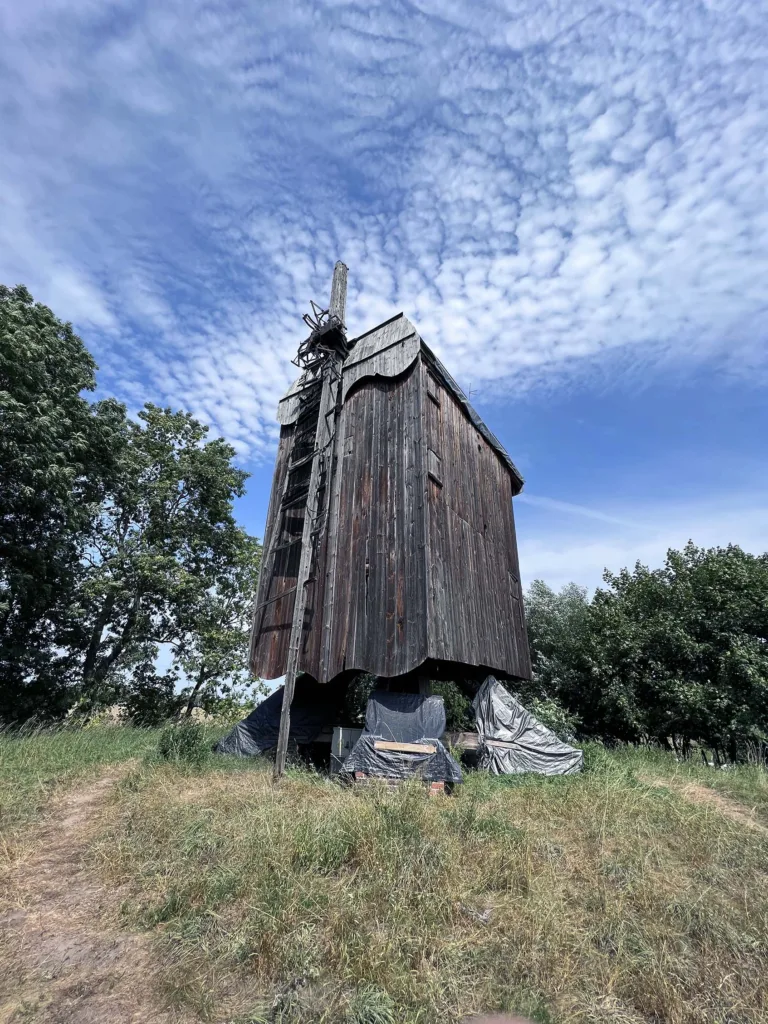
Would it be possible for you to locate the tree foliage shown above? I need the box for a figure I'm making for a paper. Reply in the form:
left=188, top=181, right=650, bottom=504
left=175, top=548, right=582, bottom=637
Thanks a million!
left=526, top=543, right=768, bottom=758
left=0, top=285, right=261, bottom=724
left=0, top=285, right=125, bottom=717
left=72, top=404, right=250, bottom=707
left=176, top=529, right=265, bottom=717
left=523, top=580, right=590, bottom=703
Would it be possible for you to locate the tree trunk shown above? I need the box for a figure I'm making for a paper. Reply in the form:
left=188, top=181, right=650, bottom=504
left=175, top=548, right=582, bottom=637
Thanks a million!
left=83, top=591, right=141, bottom=690
left=82, top=591, right=116, bottom=687
left=184, top=667, right=209, bottom=718
left=92, top=593, right=140, bottom=686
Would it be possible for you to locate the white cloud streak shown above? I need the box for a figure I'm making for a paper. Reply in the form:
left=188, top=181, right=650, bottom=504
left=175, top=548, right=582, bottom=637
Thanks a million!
left=1, top=0, right=767, bottom=458
left=518, top=490, right=768, bottom=593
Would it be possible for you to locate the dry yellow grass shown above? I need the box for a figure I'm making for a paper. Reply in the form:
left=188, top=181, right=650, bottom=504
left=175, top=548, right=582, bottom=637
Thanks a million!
left=81, top=746, right=768, bottom=1024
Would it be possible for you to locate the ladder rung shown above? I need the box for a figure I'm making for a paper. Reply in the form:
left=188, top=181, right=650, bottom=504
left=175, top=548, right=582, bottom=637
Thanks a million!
left=253, top=585, right=298, bottom=612
left=288, top=450, right=316, bottom=471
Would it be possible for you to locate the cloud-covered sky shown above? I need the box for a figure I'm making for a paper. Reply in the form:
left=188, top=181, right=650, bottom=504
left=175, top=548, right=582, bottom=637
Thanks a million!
left=2, top=0, right=767, bottom=589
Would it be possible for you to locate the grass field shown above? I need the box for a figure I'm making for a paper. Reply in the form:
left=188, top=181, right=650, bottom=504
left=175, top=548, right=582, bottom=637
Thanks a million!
left=0, top=723, right=167, bottom=838
left=2, top=727, right=767, bottom=1023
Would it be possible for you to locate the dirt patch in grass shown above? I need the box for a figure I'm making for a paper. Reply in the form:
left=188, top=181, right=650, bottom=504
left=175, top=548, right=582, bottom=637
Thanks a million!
left=0, top=770, right=191, bottom=1024
left=641, top=774, right=768, bottom=835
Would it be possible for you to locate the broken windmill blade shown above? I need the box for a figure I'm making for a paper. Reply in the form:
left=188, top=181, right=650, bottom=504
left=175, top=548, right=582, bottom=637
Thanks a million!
left=273, top=261, right=349, bottom=779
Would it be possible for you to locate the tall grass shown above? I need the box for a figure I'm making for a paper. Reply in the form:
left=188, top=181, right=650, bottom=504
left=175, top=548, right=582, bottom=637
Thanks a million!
left=612, top=744, right=768, bottom=825
left=88, top=748, right=768, bottom=1024
left=0, top=723, right=163, bottom=838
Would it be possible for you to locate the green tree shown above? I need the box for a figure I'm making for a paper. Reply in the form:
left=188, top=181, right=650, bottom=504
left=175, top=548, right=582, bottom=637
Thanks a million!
left=584, top=543, right=768, bottom=756
left=72, top=404, right=250, bottom=709
left=524, top=547, right=768, bottom=757
left=0, top=284, right=124, bottom=719
left=522, top=580, right=590, bottom=720
left=176, top=528, right=265, bottom=717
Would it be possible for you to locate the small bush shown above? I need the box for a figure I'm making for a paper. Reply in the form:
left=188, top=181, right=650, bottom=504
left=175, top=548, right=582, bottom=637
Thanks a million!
left=156, top=722, right=211, bottom=766
left=525, top=695, right=579, bottom=741
left=431, top=680, right=474, bottom=730
left=581, top=741, right=613, bottom=774
left=346, top=985, right=396, bottom=1024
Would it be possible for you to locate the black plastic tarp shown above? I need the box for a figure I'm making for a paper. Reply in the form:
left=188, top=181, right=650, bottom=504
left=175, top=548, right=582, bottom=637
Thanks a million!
left=340, top=690, right=463, bottom=783
left=473, top=676, right=583, bottom=775
left=215, top=678, right=340, bottom=757
left=363, top=690, right=447, bottom=742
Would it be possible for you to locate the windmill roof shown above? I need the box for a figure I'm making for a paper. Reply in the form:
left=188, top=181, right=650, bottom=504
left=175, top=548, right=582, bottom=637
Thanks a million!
left=277, top=312, right=524, bottom=492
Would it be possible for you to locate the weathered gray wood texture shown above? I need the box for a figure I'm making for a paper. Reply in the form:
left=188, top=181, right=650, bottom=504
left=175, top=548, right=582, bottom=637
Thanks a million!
left=249, top=424, right=296, bottom=680
left=340, top=313, right=420, bottom=402
left=323, top=362, right=428, bottom=679
left=251, top=313, right=531, bottom=683
left=421, top=358, right=530, bottom=678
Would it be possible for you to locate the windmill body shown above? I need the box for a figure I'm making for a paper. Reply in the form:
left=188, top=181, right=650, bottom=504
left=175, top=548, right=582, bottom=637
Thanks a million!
left=252, top=267, right=531, bottom=734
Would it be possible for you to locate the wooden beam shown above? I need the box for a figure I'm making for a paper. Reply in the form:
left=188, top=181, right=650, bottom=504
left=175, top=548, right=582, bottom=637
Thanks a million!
left=273, top=357, right=341, bottom=779
left=443, top=731, right=480, bottom=750
left=318, top=382, right=346, bottom=684
left=373, top=740, right=437, bottom=754
left=329, top=261, right=348, bottom=324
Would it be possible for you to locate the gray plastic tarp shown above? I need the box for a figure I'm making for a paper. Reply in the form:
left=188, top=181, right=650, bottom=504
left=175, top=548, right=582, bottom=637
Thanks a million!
left=340, top=690, right=463, bottom=783
left=473, top=676, right=583, bottom=775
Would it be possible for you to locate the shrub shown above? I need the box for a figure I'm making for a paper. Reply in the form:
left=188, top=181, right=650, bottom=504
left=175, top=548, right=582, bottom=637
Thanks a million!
left=156, top=722, right=211, bottom=766
left=526, top=695, right=579, bottom=742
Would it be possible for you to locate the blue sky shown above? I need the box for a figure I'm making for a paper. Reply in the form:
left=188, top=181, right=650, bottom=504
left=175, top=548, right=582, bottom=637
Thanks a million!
left=2, top=0, right=767, bottom=592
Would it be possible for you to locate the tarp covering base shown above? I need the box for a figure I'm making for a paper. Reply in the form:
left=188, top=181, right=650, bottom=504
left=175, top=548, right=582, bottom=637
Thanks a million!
left=215, top=678, right=341, bottom=757
left=340, top=691, right=463, bottom=784
left=473, top=676, right=583, bottom=775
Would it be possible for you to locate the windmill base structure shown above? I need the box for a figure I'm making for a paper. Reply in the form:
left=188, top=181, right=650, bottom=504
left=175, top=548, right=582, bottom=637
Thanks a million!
left=249, top=263, right=532, bottom=777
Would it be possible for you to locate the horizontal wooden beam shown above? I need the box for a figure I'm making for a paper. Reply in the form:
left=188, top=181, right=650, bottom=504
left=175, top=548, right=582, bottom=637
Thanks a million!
left=373, top=740, right=436, bottom=754
left=252, top=586, right=298, bottom=613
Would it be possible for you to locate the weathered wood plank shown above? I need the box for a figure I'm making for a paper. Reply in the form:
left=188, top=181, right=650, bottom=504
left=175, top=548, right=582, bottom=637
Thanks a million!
left=374, top=740, right=437, bottom=754
left=421, top=349, right=531, bottom=679
left=341, top=314, right=420, bottom=401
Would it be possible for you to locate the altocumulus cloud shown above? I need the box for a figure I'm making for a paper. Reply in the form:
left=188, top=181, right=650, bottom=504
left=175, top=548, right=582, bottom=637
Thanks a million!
left=2, top=0, right=767, bottom=458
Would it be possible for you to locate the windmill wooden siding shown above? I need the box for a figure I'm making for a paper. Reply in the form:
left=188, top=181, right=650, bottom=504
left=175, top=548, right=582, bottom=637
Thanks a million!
left=251, top=313, right=531, bottom=684
left=249, top=424, right=297, bottom=680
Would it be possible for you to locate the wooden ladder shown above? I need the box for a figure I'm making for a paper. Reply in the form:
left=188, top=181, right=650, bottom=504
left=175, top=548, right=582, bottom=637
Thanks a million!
left=273, top=262, right=348, bottom=777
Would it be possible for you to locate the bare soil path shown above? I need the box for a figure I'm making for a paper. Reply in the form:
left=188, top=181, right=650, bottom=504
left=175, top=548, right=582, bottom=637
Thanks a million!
left=0, top=771, right=190, bottom=1024
left=641, top=774, right=768, bottom=835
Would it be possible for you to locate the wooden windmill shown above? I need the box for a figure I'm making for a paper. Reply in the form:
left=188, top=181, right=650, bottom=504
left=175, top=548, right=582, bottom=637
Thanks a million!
left=252, top=263, right=531, bottom=775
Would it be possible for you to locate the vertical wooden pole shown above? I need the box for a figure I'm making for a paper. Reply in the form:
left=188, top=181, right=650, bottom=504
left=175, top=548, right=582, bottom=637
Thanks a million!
left=273, top=263, right=348, bottom=779
left=329, top=260, right=348, bottom=324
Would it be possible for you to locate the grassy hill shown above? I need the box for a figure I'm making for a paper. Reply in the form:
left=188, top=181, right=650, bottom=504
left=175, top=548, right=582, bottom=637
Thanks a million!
left=2, top=726, right=767, bottom=1023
